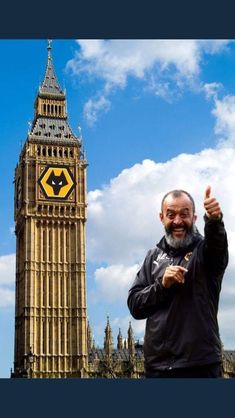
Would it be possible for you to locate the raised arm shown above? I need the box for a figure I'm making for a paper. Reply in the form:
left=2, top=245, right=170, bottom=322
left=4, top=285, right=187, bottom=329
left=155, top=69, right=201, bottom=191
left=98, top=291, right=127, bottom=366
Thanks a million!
left=203, top=186, right=228, bottom=273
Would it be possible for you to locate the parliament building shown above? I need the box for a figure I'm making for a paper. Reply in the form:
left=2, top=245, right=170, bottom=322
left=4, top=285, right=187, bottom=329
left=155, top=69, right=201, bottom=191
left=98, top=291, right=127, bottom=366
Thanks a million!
left=11, top=42, right=235, bottom=379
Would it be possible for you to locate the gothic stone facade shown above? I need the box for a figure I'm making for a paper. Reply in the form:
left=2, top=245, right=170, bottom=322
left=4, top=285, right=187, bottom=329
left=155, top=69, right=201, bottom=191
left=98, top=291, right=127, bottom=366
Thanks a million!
left=13, top=42, right=87, bottom=378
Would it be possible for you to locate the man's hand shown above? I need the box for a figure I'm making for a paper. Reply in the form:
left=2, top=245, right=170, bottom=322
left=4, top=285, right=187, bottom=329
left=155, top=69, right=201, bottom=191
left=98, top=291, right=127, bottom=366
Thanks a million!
left=204, top=186, right=222, bottom=219
left=162, top=266, right=188, bottom=288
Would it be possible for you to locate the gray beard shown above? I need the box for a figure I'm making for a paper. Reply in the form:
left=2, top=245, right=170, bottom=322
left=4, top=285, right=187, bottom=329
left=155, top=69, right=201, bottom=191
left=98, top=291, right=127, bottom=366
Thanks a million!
left=165, top=224, right=198, bottom=249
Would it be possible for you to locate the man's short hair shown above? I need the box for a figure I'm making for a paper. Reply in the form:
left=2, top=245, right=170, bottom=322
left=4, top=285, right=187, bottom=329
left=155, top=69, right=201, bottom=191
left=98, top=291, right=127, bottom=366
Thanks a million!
left=161, top=190, right=196, bottom=213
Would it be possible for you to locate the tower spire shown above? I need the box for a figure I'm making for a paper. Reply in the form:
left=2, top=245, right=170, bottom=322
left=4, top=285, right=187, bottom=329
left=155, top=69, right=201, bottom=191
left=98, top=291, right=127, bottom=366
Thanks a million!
left=39, top=40, right=64, bottom=98
left=31, top=41, right=81, bottom=141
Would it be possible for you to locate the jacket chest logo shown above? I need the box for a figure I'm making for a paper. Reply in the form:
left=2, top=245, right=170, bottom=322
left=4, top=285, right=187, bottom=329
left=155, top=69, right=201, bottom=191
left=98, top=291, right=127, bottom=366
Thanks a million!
left=153, top=252, right=172, bottom=268
left=184, top=252, right=193, bottom=262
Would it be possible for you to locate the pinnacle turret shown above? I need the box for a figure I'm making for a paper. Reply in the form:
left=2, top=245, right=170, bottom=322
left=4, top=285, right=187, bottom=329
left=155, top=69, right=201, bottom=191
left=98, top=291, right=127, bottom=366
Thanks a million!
left=87, top=321, right=93, bottom=352
left=128, top=321, right=135, bottom=356
left=104, top=316, right=113, bottom=356
left=117, top=328, right=123, bottom=350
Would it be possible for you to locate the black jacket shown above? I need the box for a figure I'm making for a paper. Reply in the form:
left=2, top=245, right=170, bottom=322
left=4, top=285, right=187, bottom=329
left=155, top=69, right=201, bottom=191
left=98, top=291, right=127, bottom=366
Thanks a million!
left=127, top=216, right=228, bottom=373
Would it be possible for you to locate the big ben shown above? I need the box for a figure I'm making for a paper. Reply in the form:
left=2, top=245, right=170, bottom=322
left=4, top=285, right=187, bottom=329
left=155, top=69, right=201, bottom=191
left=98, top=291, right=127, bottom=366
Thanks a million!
left=13, top=41, right=88, bottom=378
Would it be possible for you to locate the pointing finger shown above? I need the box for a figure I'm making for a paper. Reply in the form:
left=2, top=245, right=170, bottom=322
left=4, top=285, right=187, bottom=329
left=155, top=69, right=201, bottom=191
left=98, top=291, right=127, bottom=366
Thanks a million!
left=177, top=266, right=188, bottom=273
left=169, top=266, right=188, bottom=273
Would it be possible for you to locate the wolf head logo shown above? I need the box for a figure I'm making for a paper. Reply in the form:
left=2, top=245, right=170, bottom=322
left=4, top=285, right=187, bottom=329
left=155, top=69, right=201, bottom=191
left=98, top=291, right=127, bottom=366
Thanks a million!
left=46, top=170, right=68, bottom=195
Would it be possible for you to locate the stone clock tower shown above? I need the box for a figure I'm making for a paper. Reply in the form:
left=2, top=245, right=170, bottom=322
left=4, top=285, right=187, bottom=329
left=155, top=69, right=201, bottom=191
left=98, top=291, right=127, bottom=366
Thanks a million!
left=13, top=41, right=88, bottom=378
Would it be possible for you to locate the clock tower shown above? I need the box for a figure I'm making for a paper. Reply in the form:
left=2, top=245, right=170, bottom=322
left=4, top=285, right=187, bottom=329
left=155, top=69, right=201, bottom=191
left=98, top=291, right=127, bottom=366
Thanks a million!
left=13, top=41, right=88, bottom=378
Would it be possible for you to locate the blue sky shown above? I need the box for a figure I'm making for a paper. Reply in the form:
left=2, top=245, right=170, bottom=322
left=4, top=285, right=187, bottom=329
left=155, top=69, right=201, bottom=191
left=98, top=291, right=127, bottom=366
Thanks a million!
left=1, top=39, right=235, bottom=377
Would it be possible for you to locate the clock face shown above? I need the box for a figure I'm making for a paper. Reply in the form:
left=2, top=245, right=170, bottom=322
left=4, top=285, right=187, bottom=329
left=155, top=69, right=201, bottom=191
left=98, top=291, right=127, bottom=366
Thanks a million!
left=38, top=165, right=75, bottom=200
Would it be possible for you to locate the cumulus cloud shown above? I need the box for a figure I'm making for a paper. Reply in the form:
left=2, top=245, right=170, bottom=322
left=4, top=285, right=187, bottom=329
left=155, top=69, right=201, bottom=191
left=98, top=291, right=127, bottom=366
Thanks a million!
left=0, top=254, right=15, bottom=285
left=10, top=225, right=15, bottom=235
left=68, top=39, right=229, bottom=89
left=203, top=82, right=223, bottom=101
left=83, top=95, right=111, bottom=126
left=111, top=315, right=146, bottom=341
left=0, top=288, right=15, bottom=308
left=218, top=308, right=235, bottom=348
left=198, top=39, right=230, bottom=54
left=0, top=254, right=15, bottom=308
left=67, top=39, right=231, bottom=123
left=94, top=264, right=140, bottom=303
left=212, top=95, right=235, bottom=147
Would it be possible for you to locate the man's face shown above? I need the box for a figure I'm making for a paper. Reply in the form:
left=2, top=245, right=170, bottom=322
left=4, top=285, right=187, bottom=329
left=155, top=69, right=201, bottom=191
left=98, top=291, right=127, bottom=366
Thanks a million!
left=159, top=193, right=197, bottom=242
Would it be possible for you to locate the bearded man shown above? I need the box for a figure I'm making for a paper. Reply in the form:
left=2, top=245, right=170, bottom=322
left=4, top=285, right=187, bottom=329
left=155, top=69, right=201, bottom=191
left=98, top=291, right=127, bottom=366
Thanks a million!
left=127, top=187, right=228, bottom=378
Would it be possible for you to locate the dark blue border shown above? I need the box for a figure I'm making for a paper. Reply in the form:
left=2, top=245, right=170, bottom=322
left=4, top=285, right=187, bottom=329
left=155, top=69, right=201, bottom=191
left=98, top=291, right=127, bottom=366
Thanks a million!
left=1, top=0, right=235, bottom=38
left=1, top=2, right=235, bottom=418
left=1, top=378, right=235, bottom=417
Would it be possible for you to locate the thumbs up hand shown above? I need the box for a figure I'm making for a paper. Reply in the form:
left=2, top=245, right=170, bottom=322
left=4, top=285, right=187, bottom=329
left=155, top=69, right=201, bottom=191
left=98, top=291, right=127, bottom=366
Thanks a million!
left=204, top=186, right=222, bottom=219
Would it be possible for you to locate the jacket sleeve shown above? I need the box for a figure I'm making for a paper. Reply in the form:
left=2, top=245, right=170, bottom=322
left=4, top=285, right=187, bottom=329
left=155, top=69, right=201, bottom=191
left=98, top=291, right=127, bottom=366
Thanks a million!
left=127, top=250, right=171, bottom=320
left=203, top=214, right=229, bottom=275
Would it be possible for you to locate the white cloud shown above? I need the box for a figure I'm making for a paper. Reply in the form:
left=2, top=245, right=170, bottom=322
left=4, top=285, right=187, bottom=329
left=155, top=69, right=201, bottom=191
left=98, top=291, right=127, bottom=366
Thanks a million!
left=83, top=95, right=111, bottom=126
left=0, top=254, right=15, bottom=308
left=212, top=95, right=235, bottom=147
left=10, top=225, right=15, bottom=235
left=218, top=308, right=235, bottom=348
left=68, top=40, right=230, bottom=88
left=94, top=264, right=140, bottom=303
left=198, top=39, right=230, bottom=54
left=0, top=254, right=15, bottom=285
left=0, top=288, right=15, bottom=308
left=203, top=82, right=223, bottom=101
left=111, top=315, right=146, bottom=340
left=67, top=39, right=231, bottom=123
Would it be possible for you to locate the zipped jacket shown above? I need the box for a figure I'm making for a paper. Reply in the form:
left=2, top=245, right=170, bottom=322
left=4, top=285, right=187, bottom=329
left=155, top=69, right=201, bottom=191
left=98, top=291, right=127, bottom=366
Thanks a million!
left=127, top=215, right=228, bottom=373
